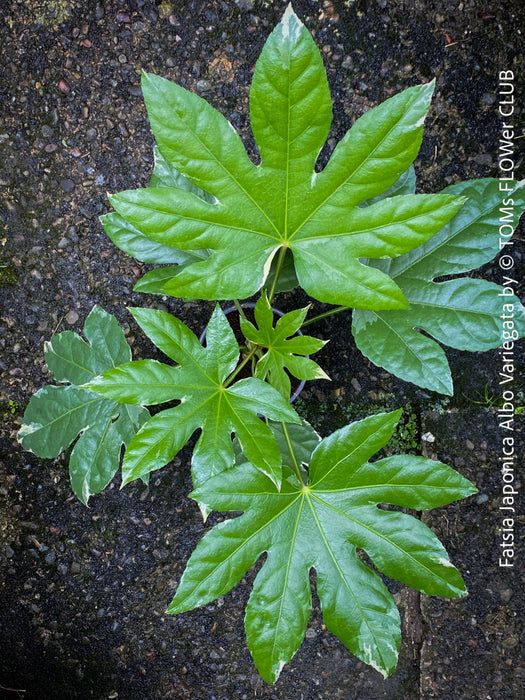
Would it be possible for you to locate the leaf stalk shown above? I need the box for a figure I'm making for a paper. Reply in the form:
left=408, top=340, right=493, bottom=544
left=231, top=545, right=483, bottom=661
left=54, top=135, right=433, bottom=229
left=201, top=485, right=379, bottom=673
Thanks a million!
left=267, top=245, right=288, bottom=304
left=224, top=345, right=260, bottom=387
left=301, top=305, right=350, bottom=328
left=281, top=421, right=305, bottom=486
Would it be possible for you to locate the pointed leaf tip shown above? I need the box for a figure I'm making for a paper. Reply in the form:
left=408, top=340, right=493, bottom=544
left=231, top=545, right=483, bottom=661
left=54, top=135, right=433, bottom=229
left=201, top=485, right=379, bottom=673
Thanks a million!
left=280, top=3, right=303, bottom=37
left=283, top=3, right=298, bottom=21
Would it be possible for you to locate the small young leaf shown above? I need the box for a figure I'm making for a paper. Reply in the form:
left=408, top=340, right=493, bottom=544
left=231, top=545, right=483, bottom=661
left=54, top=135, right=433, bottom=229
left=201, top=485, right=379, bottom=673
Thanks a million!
left=168, top=410, right=477, bottom=683
left=18, top=306, right=149, bottom=504
left=352, top=179, right=525, bottom=394
left=84, top=306, right=301, bottom=490
left=240, top=294, right=329, bottom=398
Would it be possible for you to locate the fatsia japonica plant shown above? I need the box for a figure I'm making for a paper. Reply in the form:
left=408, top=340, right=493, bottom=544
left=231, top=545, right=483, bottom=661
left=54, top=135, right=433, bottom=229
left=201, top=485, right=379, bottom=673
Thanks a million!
left=18, top=4, right=525, bottom=685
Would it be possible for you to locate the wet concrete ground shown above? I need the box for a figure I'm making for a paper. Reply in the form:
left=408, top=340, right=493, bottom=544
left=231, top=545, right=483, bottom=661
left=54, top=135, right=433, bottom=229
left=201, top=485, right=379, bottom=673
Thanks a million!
left=1, top=1, right=524, bottom=698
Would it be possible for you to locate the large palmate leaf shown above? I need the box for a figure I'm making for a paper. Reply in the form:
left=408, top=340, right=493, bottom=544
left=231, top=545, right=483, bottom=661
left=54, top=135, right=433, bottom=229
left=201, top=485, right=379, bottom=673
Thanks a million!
left=17, top=306, right=149, bottom=504
left=83, top=306, right=300, bottom=490
left=168, top=410, right=476, bottom=683
left=239, top=294, right=329, bottom=398
left=104, top=6, right=466, bottom=310
left=352, top=179, right=525, bottom=394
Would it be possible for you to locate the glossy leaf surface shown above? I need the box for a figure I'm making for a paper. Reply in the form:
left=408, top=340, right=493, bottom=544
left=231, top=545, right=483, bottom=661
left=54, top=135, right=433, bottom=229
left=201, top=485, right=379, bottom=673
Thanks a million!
left=17, top=306, right=149, bottom=503
left=168, top=410, right=476, bottom=682
left=352, top=179, right=525, bottom=394
left=84, top=306, right=300, bottom=489
left=240, top=294, right=329, bottom=398
left=234, top=419, right=321, bottom=476
left=105, top=7, right=465, bottom=309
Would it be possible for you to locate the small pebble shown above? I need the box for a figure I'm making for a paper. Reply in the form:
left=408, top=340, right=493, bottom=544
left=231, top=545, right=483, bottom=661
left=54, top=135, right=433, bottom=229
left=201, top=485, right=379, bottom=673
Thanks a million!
left=57, top=237, right=69, bottom=249
left=305, top=628, right=317, bottom=639
left=70, top=561, right=81, bottom=574
left=476, top=493, right=488, bottom=504
left=65, top=310, right=79, bottom=325
left=474, top=153, right=492, bottom=166
left=499, top=588, right=512, bottom=603
left=196, top=79, right=212, bottom=93
left=45, top=551, right=56, bottom=565
left=60, top=179, right=75, bottom=193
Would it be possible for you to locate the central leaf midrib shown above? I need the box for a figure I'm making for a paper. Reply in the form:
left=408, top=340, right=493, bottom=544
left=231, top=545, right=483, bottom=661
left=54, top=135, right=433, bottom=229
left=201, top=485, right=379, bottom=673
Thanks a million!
left=311, top=493, right=454, bottom=589
left=155, top=109, right=282, bottom=240
left=176, top=494, right=302, bottom=607
left=268, top=495, right=305, bottom=668
left=286, top=95, right=422, bottom=242
left=390, top=190, right=515, bottom=280
left=47, top=347, right=97, bottom=379
left=293, top=201, right=448, bottom=243
left=123, top=196, right=279, bottom=242
left=78, top=413, right=114, bottom=495
left=364, top=312, right=449, bottom=391
left=295, top=247, right=401, bottom=303
left=125, top=395, right=215, bottom=473
left=306, top=493, right=389, bottom=668
left=311, top=423, right=394, bottom=489
left=403, top=295, right=499, bottom=320
left=30, top=394, right=108, bottom=433
left=283, top=38, right=292, bottom=243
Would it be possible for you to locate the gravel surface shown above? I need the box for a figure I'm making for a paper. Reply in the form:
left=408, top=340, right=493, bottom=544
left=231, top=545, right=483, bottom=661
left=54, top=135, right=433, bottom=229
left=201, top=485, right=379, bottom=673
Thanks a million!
left=1, top=1, right=524, bottom=698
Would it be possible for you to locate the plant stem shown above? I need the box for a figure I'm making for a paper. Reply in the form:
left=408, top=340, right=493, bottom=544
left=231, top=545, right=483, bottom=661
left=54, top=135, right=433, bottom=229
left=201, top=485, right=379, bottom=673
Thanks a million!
left=301, top=305, right=350, bottom=328
left=267, top=245, right=288, bottom=304
left=233, top=299, right=248, bottom=323
left=281, top=421, right=305, bottom=486
left=224, top=345, right=259, bottom=387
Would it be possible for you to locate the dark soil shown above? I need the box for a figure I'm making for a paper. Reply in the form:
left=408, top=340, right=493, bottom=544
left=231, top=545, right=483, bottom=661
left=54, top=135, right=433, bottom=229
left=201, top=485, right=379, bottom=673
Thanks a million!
left=1, top=1, right=524, bottom=698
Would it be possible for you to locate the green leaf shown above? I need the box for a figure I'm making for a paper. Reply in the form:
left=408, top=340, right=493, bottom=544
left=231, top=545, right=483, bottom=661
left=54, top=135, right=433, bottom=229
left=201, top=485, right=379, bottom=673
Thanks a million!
left=18, top=306, right=149, bottom=504
left=83, top=306, right=301, bottom=489
left=168, top=410, right=476, bottom=683
left=235, top=419, right=321, bottom=473
left=106, top=7, right=465, bottom=309
left=100, top=144, right=213, bottom=268
left=352, top=179, right=525, bottom=394
left=100, top=212, right=205, bottom=266
left=150, top=145, right=215, bottom=203
left=360, top=166, right=416, bottom=207
left=240, top=294, right=329, bottom=398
